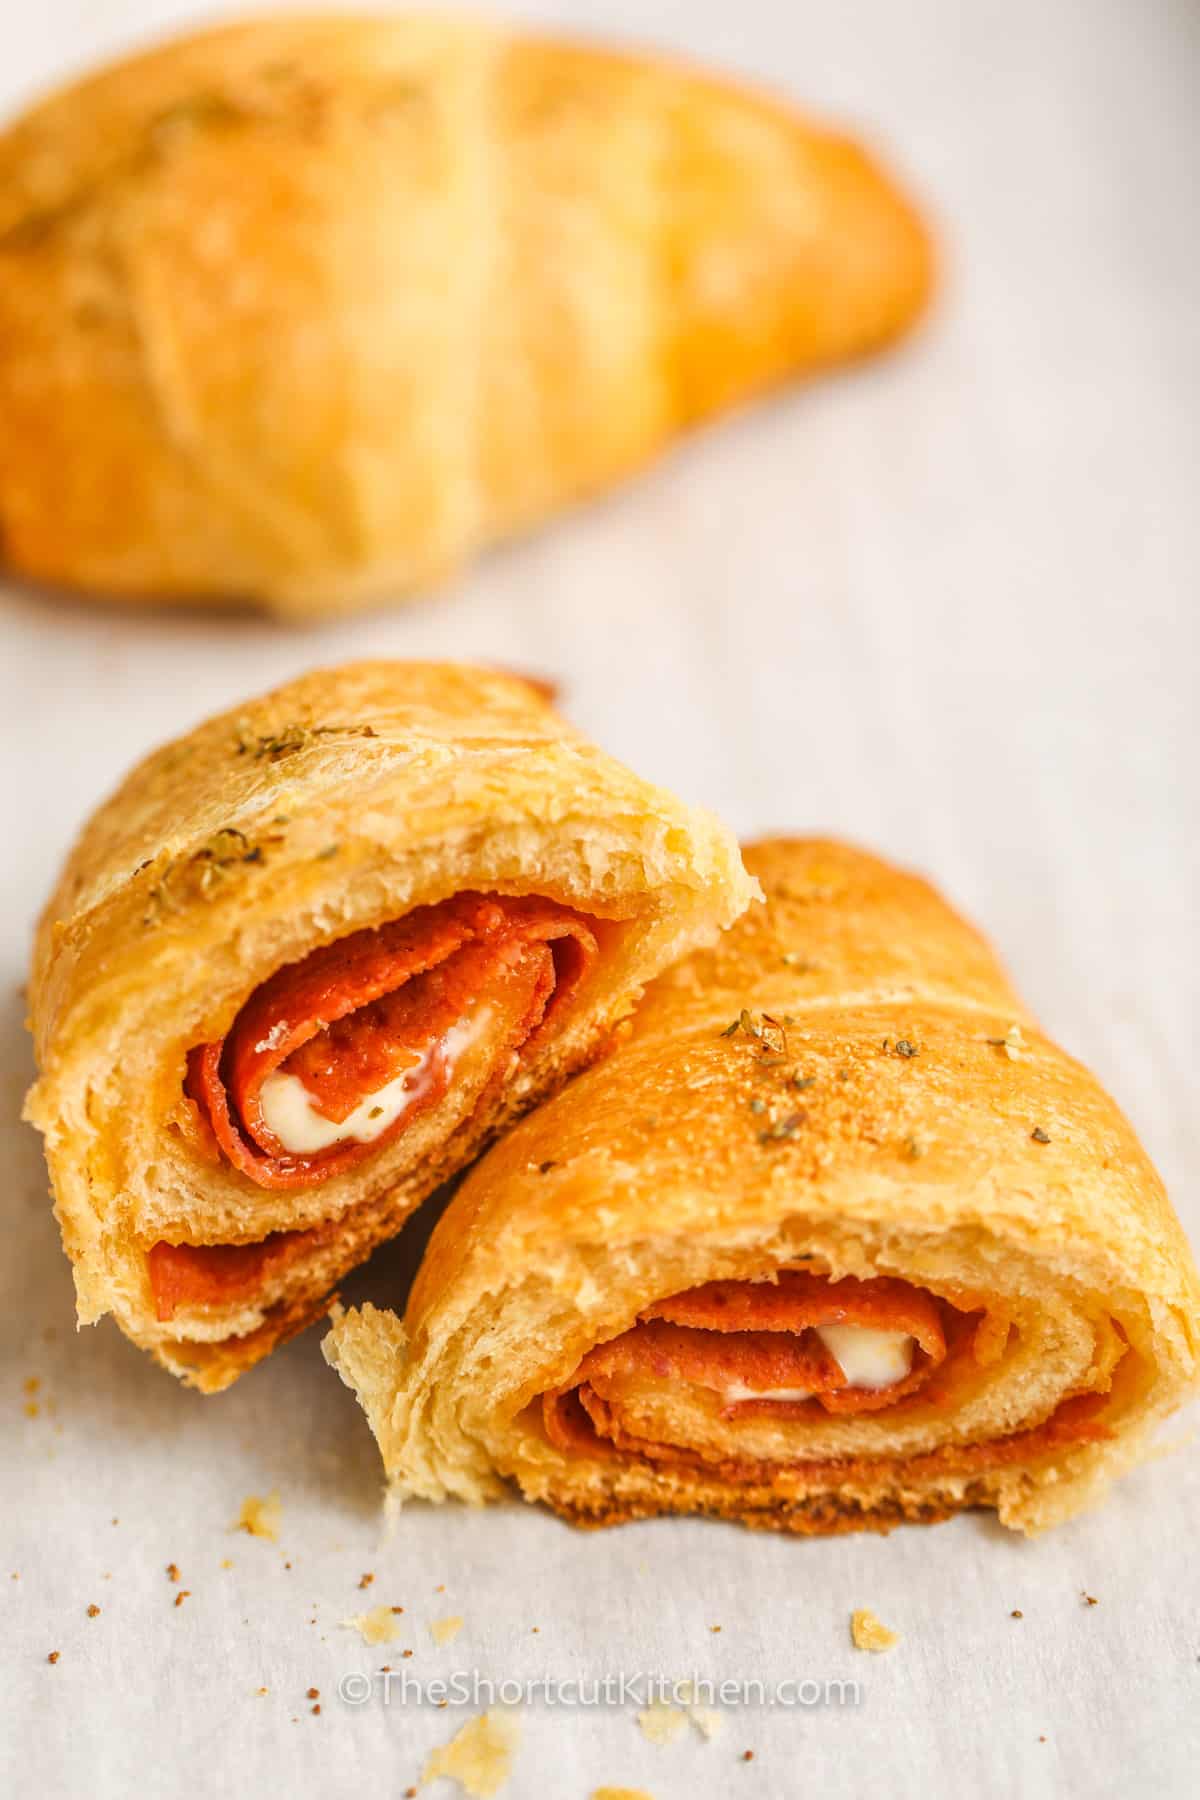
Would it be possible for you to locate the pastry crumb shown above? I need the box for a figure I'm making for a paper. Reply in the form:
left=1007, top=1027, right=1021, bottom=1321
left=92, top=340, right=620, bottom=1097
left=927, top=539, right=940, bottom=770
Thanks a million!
left=431, top=1615, right=464, bottom=1647
left=851, top=1609, right=898, bottom=1652
left=423, top=1708, right=520, bottom=1797
left=342, top=1605, right=399, bottom=1646
left=636, top=1702, right=688, bottom=1746
left=1082, top=1591, right=1099, bottom=1607
left=175, top=1590, right=191, bottom=1608
left=166, top=1563, right=180, bottom=1583
left=86, top=1604, right=100, bottom=1618
left=235, top=1491, right=282, bottom=1542
left=677, top=1680, right=723, bottom=1740
left=306, top=1687, right=319, bottom=1700
left=688, top=1707, right=722, bottom=1740
left=358, top=1572, right=375, bottom=1589
left=47, top=1651, right=60, bottom=1665
left=591, top=1788, right=655, bottom=1800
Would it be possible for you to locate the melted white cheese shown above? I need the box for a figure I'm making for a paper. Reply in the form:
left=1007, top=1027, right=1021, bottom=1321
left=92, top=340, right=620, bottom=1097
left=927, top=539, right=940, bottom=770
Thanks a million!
left=815, top=1323, right=914, bottom=1389
left=721, top=1324, right=914, bottom=1405
left=259, top=1009, right=490, bottom=1155
left=723, top=1382, right=815, bottom=1404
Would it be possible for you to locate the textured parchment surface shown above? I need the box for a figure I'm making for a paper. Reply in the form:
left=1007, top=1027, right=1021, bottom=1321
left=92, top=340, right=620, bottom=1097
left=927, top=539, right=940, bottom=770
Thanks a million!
left=3, top=4, right=1198, bottom=1796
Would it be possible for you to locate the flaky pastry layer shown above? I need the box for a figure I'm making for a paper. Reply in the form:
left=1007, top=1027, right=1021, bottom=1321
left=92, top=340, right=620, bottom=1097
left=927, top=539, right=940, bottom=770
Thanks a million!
left=25, top=660, right=755, bottom=1388
left=327, top=838, right=1200, bottom=1535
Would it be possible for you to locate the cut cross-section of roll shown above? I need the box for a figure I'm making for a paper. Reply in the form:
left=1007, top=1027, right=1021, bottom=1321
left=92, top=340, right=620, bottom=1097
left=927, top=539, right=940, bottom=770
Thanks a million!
left=25, top=661, right=755, bottom=1390
left=326, top=838, right=1200, bottom=1535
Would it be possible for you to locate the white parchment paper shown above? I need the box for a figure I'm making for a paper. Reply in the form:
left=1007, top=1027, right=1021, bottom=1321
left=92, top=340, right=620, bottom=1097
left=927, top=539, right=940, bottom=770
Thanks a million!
left=3, top=4, right=1198, bottom=1796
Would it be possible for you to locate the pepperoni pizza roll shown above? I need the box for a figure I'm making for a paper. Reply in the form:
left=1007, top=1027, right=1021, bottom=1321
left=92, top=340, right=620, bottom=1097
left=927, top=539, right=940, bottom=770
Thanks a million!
left=25, top=661, right=754, bottom=1390
left=327, top=838, right=1199, bottom=1535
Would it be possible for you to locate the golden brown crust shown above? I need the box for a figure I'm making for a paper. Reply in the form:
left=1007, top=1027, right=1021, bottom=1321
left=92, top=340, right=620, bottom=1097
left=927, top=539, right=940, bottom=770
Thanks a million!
left=0, top=15, right=932, bottom=615
left=24, top=659, right=755, bottom=1388
left=326, top=838, right=1200, bottom=1534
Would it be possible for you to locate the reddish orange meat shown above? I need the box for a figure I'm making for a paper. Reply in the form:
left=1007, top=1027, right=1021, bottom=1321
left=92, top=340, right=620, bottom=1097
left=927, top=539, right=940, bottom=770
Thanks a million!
left=572, top=1272, right=950, bottom=1421
left=541, top=1272, right=1114, bottom=1484
left=187, top=893, right=596, bottom=1190
left=150, top=893, right=597, bottom=1320
left=147, top=1233, right=316, bottom=1321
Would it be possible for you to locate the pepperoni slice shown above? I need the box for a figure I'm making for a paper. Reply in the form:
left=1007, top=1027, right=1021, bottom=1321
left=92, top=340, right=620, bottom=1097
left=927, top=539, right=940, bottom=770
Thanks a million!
left=541, top=1271, right=1113, bottom=1475
left=570, top=1272, right=949, bottom=1420
left=149, top=893, right=597, bottom=1320
left=147, top=1233, right=319, bottom=1322
left=187, top=893, right=597, bottom=1190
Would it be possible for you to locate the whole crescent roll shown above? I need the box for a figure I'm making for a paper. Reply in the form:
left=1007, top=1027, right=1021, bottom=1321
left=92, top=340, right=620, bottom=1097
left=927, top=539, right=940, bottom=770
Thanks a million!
left=0, top=14, right=932, bottom=616
left=24, top=661, right=754, bottom=1391
left=327, top=838, right=1200, bottom=1535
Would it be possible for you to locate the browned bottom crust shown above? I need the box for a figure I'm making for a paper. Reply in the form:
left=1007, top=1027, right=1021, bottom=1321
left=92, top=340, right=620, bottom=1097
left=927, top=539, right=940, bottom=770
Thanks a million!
left=545, top=1486, right=963, bottom=1535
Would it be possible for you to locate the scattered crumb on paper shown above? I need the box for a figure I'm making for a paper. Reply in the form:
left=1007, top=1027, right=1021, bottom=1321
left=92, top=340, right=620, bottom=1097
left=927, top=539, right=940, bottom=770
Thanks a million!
left=342, top=1605, right=400, bottom=1646
left=676, top=1680, right=723, bottom=1740
left=235, top=1492, right=281, bottom=1541
left=422, top=1708, right=520, bottom=1796
left=686, top=1706, right=723, bottom=1740
left=592, top=1789, right=656, bottom=1800
left=431, top=1614, right=465, bottom=1646
left=851, top=1608, right=898, bottom=1652
left=636, top=1702, right=688, bottom=1746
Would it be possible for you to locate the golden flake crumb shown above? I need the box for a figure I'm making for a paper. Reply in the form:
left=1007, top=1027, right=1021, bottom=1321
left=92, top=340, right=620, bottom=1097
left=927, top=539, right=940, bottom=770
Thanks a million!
left=851, top=1609, right=898, bottom=1652
left=676, top=1680, right=723, bottom=1740
left=235, top=1491, right=282, bottom=1542
left=592, top=1789, right=655, bottom=1800
left=688, top=1706, right=723, bottom=1740
left=636, top=1702, right=688, bottom=1746
left=342, top=1605, right=399, bottom=1646
left=431, top=1615, right=465, bottom=1647
left=423, top=1709, right=520, bottom=1797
